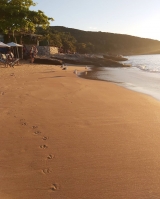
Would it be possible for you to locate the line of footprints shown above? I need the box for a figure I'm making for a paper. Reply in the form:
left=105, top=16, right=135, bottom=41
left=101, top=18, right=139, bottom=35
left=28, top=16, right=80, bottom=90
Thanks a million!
left=20, top=119, right=59, bottom=192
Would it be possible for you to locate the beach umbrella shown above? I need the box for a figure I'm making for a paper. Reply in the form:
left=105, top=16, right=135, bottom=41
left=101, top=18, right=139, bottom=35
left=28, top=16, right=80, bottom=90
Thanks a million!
left=7, top=42, right=23, bottom=58
left=0, top=42, right=10, bottom=48
left=7, top=42, right=23, bottom=47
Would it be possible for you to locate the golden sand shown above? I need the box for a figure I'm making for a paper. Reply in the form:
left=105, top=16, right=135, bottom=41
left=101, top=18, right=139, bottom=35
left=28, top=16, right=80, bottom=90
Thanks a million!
left=1, top=62, right=160, bottom=199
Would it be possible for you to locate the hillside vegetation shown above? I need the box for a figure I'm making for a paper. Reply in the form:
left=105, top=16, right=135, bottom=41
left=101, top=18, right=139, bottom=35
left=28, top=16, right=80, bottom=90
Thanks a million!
left=36, top=26, right=160, bottom=55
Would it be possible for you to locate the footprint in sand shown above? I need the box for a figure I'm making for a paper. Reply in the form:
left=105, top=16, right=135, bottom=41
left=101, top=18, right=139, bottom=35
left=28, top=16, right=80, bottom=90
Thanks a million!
left=40, top=144, right=48, bottom=149
left=42, top=168, right=52, bottom=174
left=42, top=136, right=48, bottom=140
left=50, top=183, right=59, bottom=191
left=20, top=119, right=27, bottom=126
left=32, top=125, right=38, bottom=129
left=34, top=131, right=41, bottom=135
left=47, top=154, right=54, bottom=159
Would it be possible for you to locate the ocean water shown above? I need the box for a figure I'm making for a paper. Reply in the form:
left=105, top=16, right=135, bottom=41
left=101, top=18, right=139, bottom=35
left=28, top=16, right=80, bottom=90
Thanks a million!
left=80, top=54, right=160, bottom=101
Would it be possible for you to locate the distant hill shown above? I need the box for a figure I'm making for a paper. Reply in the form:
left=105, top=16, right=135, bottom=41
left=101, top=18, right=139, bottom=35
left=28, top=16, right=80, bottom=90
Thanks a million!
left=48, top=26, right=160, bottom=55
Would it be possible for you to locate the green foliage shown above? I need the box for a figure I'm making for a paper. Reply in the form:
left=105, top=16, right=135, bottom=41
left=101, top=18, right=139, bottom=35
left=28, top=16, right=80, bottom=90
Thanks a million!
left=0, top=0, right=53, bottom=34
left=36, top=26, right=160, bottom=54
left=60, top=32, right=76, bottom=52
left=76, top=42, right=95, bottom=53
left=49, top=34, right=62, bottom=47
left=76, top=43, right=86, bottom=53
left=47, top=26, right=160, bottom=55
left=36, top=27, right=77, bottom=52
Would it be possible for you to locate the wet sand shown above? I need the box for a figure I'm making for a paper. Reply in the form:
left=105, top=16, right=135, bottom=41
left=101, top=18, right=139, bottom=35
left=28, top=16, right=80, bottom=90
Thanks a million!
left=1, top=62, right=160, bottom=199
left=80, top=66, right=160, bottom=101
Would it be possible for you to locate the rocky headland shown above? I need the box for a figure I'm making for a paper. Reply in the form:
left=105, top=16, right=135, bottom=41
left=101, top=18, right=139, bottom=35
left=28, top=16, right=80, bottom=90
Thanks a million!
left=34, top=54, right=130, bottom=67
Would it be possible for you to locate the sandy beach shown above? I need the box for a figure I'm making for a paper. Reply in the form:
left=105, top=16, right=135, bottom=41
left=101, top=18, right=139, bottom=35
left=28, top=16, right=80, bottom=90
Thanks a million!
left=1, top=62, right=160, bottom=199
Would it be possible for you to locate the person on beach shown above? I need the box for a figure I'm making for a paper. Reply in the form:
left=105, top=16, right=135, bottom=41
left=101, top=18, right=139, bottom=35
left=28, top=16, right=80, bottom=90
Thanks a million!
left=7, top=50, right=14, bottom=61
left=6, top=50, right=15, bottom=67
left=29, top=48, right=34, bottom=63
left=30, top=45, right=38, bottom=63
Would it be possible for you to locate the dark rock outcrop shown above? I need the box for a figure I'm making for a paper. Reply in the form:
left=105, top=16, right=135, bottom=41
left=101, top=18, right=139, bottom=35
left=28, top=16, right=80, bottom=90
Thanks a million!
left=103, top=55, right=128, bottom=61
left=34, top=54, right=130, bottom=67
left=84, top=57, right=126, bottom=67
left=52, top=58, right=93, bottom=65
left=34, top=58, right=63, bottom=65
left=51, top=55, right=129, bottom=67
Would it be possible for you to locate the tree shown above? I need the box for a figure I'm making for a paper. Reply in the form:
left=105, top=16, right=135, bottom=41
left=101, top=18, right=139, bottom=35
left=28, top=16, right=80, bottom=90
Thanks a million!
left=76, top=43, right=86, bottom=53
left=49, top=33, right=62, bottom=47
left=37, top=28, right=77, bottom=52
left=0, top=0, right=54, bottom=35
left=85, top=42, right=95, bottom=53
left=60, top=32, right=76, bottom=52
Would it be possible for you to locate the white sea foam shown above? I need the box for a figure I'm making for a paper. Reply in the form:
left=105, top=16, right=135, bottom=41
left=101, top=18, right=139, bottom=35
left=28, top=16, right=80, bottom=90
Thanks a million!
left=124, top=54, right=160, bottom=73
left=83, top=55, right=160, bottom=101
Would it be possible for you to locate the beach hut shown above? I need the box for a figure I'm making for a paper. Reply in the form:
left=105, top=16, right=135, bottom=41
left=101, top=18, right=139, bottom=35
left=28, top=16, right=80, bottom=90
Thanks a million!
left=0, top=42, right=10, bottom=47
left=7, top=42, right=23, bottom=59
left=0, top=42, right=10, bottom=54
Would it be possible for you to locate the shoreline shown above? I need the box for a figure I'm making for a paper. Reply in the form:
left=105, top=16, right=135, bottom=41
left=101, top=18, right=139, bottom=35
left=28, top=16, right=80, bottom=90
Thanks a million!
left=79, top=65, right=160, bottom=102
left=1, top=62, right=160, bottom=199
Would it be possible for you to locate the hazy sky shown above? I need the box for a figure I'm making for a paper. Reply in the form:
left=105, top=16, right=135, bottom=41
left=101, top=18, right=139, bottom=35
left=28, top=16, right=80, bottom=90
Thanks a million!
left=32, top=0, right=160, bottom=41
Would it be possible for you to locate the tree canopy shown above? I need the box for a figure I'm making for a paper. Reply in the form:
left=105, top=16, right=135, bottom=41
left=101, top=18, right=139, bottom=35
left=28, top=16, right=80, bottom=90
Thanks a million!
left=36, top=27, right=77, bottom=52
left=0, top=0, right=54, bottom=34
left=39, top=26, right=160, bottom=55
